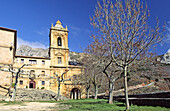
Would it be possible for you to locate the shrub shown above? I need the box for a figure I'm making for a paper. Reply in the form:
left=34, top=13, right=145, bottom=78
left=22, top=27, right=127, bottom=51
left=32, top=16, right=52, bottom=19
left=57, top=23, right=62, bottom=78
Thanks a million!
left=155, top=81, right=170, bottom=90
left=41, top=87, right=45, bottom=89
left=12, top=83, right=15, bottom=88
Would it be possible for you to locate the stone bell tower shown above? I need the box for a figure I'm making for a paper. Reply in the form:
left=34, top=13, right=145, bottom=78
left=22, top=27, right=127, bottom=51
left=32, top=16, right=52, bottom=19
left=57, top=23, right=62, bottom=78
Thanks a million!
left=49, top=20, right=69, bottom=67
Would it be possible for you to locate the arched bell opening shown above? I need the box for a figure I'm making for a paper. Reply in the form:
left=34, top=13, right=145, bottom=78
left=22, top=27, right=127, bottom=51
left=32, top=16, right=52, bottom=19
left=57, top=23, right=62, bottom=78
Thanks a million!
left=57, top=37, right=62, bottom=46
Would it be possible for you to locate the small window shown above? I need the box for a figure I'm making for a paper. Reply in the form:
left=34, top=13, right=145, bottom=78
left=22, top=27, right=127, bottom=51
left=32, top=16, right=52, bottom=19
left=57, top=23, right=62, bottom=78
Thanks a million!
left=73, top=75, right=77, bottom=80
left=42, top=81, right=45, bottom=85
left=58, top=57, right=62, bottom=64
left=42, top=71, right=45, bottom=76
left=29, top=60, right=37, bottom=64
left=42, top=60, right=45, bottom=65
left=21, top=59, right=24, bottom=63
left=20, top=80, right=23, bottom=85
left=30, top=70, right=35, bottom=74
left=21, top=70, right=24, bottom=73
left=57, top=37, right=62, bottom=46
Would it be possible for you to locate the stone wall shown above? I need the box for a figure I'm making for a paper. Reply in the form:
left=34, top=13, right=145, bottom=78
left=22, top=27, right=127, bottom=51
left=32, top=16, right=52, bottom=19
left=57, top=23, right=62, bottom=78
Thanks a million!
left=0, top=27, right=16, bottom=86
left=0, top=28, right=16, bottom=65
left=15, top=88, right=69, bottom=101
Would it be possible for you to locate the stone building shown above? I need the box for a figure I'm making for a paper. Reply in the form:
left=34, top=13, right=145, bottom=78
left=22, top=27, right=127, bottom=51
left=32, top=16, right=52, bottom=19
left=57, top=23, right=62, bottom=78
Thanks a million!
left=0, top=27, right=16, bottom=93
left=0, top=20, right=85, bottom=99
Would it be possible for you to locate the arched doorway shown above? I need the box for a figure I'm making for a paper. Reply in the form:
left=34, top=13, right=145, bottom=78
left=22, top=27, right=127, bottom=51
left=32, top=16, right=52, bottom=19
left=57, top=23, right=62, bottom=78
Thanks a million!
left=29, top=80, right=36, bottom=88
left=70, top=88, right=81, bottom=99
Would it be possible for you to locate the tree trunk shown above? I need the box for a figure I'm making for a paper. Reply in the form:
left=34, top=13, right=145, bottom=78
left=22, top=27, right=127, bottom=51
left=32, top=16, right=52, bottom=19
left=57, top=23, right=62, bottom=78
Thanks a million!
left=9, top=72, right=13, bottom=97
left=94, top=85, right=98, bottom=99
left=11, top=72, right=19, bottom=101
left=124, top=65, right=129, bottom=110
left=86, top=85, right=90, bottom=99
left=108, top=81, right=114, bottom=104
left=57, top=79, right=60, bottom=101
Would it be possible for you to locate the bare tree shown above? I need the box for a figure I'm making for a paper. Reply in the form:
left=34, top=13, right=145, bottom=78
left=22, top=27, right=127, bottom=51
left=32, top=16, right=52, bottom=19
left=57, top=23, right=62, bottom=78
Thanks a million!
left=80, top=51, right=105, bottom=99
left=11, top=64, right=31, bottom=101
left=0, top=64, right=30, bottom=101
left=91, top=0, right=165, bottom=110
left=88, top=56, right=104, bottom=100
left=78, top=64, right=92, bottom=99
left=86, top=40, right=122, bottom=103
left=83, top=41, right=122, bottom=102
left=54, top=68, right=72, bottom=101
left=102, top=58, right=122, bottom=104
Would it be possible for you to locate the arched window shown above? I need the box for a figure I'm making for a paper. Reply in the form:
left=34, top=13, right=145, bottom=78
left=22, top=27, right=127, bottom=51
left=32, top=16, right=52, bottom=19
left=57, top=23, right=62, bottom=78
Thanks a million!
left=57, top=37, right=62, bottom=46
left=30, top=70, right=35, bottom=74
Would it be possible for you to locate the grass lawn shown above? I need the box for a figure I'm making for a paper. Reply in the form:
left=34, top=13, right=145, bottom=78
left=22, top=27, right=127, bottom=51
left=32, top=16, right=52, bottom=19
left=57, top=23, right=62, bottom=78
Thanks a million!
left=0, top=99, right=170, bottom=111
left=59, top=99, right=170, bottom=111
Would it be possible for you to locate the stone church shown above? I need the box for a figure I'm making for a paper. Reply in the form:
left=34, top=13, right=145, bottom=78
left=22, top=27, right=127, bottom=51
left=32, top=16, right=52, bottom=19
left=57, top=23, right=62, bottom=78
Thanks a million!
left=0, top=20, right=85, bottom=99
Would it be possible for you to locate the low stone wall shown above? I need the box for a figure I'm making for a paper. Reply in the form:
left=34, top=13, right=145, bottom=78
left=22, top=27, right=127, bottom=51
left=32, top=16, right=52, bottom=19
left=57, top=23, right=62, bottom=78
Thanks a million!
left=0, top=94, right=7, bottom=101
left=0, top=85, right=9, bottom=96
left=15, top=88, right=69, bottom=101
left=113, top=91, right=170, bottom=108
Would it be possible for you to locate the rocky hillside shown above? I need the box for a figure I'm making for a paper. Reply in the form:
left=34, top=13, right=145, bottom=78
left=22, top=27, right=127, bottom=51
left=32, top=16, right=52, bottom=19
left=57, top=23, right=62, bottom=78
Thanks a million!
left=157, top=52, right=170, bottom=64
left=69, top=51, right=84, bottom=63
left=16, top=45, right=49, bottom=57
left=16, top=45, right=170, bottom=65
left=16, top=45, right=83, bottom=62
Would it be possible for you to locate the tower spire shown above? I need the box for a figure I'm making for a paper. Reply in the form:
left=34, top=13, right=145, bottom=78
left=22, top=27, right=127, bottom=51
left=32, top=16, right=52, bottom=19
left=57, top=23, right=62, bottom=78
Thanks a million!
left=66, top=25, right=68, bottom=30
left=56, top=20, right=61, bottom=25
left=54, top=20, right=63, bottom=29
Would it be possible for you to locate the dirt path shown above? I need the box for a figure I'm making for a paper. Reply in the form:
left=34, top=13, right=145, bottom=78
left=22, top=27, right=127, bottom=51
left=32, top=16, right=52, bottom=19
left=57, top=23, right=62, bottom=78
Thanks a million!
left=0, top=102, right=69, bottom=111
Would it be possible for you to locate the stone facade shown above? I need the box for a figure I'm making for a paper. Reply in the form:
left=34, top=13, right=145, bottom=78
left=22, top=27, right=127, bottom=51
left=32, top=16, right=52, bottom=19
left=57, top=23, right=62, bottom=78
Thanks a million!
left=0, top=27, right=16, bottom=90
left=0, top=21, right=85, bottom=99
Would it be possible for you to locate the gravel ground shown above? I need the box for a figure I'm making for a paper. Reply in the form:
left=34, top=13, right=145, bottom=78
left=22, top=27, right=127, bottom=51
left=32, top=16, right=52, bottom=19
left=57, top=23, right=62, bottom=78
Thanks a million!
left=0, top=102, right=70, bottom=111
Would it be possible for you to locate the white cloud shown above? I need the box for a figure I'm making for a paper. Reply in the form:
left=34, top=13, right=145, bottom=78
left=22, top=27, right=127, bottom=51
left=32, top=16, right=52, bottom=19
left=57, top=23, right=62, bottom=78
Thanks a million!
left=17, top=37, right=48, bottom=49
left=69, top=25, right=82, bottom=38
left=165, top=22, right=170, bottom=43
left=168, top=21, right=170, bottom=24
left=36, top=27, right=49, bottom=36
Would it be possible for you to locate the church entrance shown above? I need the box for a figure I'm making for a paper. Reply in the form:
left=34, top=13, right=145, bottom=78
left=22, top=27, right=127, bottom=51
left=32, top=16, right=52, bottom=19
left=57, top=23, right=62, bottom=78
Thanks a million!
left=29, top=80, right=36, bottom=88
left=70, top=88, right=81, bottom=99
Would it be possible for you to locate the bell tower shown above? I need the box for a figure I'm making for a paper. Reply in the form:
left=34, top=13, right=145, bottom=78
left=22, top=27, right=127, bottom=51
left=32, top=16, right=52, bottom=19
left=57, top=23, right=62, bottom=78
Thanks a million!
left=49, top=20, right=69, bottom=67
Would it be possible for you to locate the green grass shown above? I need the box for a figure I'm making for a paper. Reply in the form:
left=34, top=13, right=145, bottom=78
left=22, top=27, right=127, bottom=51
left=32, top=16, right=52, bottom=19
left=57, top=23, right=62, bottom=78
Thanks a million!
left=0, top=101, right=25, bottom=105
left=59, top=99, right=170, bottom=111
left=0, top=99, right=170, bottom=111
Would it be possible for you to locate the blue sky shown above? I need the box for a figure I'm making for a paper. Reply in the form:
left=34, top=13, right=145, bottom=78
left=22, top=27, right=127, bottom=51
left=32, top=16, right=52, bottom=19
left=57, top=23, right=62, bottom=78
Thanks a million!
left=0, top=0, right=169, bottom=55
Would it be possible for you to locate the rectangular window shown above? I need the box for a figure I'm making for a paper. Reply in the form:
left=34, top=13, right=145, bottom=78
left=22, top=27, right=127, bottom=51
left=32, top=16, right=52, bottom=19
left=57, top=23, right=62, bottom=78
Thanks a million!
left=42, top=71, right=45, bottom=76
left=42, top=81, right=45, bottom=85
left=42, top=60, right=45, bottom=65
left=29, top=60, right=37, bottom=64
left=21, top=59, right=24, bottom=63
left=58, top=57, right=62, bottom=64
left=20, top=80, right=23, bottom=85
